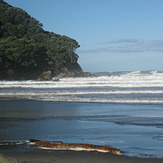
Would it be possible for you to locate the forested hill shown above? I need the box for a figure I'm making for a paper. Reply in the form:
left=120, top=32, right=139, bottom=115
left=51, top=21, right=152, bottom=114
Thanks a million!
left=0, top=0, right=84, bottom=80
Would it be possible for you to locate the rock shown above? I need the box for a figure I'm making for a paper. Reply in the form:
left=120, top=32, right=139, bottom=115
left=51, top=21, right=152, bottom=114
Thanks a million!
left=38, top=71, right=52, bottom=80
left=57, top=67, right=94, bottom=78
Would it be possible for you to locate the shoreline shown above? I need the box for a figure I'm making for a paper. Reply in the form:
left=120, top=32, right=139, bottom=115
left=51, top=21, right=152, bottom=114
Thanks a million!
left=1, top=99, right=163, bottom=160
left=1, top=150, right=163, bottom=163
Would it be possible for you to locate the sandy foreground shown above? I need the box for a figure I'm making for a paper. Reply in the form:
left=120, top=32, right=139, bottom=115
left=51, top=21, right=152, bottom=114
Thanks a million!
left=1, top=150, right=163, bottom=163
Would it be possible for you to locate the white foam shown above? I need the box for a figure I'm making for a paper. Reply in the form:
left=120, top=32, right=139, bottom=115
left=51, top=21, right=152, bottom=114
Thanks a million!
left=39, top=98, right=163, bottom=104
left=0, top=80, right=163, bottom=88
left=40, top=146, right=121, bottom=155
left=0, top=140, right=28, bottom=146
left=1, top=71, right=163, bottom=103
left=0, top=71, right=163, bottom=88
left=0, top=90, right=163, bottom=96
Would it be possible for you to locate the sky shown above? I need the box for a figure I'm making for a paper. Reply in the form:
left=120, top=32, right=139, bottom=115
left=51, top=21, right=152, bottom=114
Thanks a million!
left=4, top=0, right=163, bottom=72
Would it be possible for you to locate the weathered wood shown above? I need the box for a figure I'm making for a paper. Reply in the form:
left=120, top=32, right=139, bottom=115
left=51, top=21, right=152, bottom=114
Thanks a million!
left=31, top=140, right=122, bottom=155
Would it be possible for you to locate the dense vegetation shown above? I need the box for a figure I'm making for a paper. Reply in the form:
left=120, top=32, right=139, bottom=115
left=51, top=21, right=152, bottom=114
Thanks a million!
left=0, top=0, right=83, bottom=80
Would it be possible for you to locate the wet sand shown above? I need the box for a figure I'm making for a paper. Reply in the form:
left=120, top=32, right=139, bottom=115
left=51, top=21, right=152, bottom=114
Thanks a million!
left=1, top=150, right=163, bottom=163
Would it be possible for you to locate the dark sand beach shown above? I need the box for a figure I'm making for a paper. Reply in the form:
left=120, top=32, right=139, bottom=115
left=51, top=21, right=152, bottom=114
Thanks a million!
left=1, top=150, right=163, bottom=163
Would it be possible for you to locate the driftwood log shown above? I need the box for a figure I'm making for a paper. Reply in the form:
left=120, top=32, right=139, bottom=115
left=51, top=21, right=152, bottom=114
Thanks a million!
left=30, top=139, right=122, bottom=155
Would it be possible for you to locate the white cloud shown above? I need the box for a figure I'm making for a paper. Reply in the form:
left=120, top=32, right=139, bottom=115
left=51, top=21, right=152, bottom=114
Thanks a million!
left=79, top=39, right=163, bottom=53
left=100, top=38, right=143, bottom=44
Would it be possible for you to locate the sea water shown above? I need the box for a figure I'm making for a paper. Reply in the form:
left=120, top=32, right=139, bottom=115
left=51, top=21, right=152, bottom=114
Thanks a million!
left=0, top=71, right=163, bottom=158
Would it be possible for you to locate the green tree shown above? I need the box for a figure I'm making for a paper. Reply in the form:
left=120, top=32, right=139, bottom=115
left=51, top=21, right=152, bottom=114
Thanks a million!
left=0, top=1, right=82, bottom=80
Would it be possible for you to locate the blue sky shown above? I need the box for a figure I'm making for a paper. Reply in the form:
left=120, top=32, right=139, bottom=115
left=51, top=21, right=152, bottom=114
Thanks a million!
left=4, top=0, right=163, bottom=72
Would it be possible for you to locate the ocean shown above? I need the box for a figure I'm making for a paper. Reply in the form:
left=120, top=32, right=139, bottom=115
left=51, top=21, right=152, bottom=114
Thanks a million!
left=0, top=71, right=163, bottom=158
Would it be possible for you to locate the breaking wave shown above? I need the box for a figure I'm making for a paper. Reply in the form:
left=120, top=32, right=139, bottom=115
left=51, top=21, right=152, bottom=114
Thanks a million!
left=0, top=71, right=163, bottom=103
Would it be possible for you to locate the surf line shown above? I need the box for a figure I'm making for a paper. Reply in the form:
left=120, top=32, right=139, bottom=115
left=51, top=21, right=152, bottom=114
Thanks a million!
left=30, top=139, right=122, bottom=155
